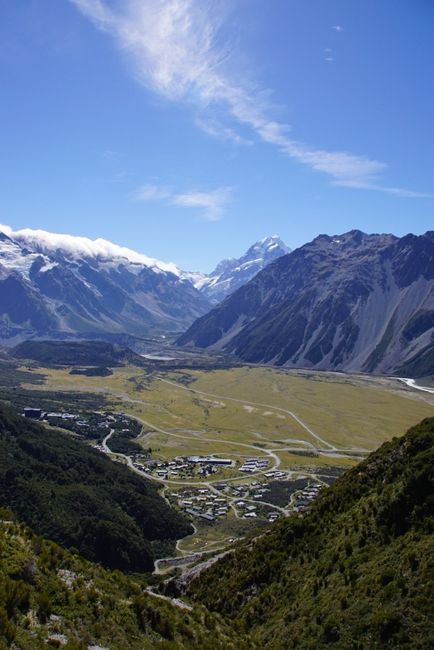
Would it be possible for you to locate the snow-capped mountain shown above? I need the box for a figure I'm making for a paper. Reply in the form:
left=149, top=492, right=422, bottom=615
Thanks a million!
left=189, top=235, right=291, bottom=304
left=177, top=230, right=434, bottom=377
left=0, top=225, right=211, bottom=344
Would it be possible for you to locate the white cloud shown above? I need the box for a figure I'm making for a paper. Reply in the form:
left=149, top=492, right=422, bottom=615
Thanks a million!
left=172, top=187, right=232, bottom=220
left=195, top=117, right=253, bottom=146
left=0, top=224, right=13, bottom=236
left=133, top=182, right=233, bottom=219
left=334, top=179, right=433, bottom=198
left=70, top=0, right=430, bottom=197
left=1, top=224, right=181, bottom=274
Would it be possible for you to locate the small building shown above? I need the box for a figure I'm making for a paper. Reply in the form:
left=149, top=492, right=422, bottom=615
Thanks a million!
left=188, top=456, right=234, bottom=466
left=23, top=407, right=42, bottom=419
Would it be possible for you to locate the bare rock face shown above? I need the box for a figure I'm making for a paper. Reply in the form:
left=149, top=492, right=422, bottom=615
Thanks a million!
left=177, top=230, right=434, bottom=377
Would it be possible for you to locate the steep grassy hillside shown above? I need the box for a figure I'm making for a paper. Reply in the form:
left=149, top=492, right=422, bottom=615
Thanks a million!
left=187, top=418, right=434, bottom=649
left=0, top=405, right=192, bottom=572
left=0, top=511, right=251, bottom=650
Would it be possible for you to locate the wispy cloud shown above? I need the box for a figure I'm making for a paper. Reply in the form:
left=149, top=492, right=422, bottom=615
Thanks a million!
left=70, top=0, right=431, bottom=197
left=195, top=117, right=253, bottom=146
left=334, top=179, right=433, bottom=198
left=171, top=187, right=232, bottom=220
left=134, top=183, right=171, bottom=201
left=133, top=182, right=233, bottom=220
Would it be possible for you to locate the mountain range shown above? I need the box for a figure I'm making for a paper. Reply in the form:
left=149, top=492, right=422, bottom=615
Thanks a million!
left=178, top=230, right=434, bottom=377
left=0, top=226, right=289, bottom=345
left=2, top=225, right=434, bottom=378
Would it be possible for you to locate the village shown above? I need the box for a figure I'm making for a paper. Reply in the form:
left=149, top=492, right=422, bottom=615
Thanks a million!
left=167, top=478, right=324, bottom=524
left=23, top=405, right=140, bottom=448
left=23, top=405, right=326, bottom=526
left=138, top=454, right=275, bottom=481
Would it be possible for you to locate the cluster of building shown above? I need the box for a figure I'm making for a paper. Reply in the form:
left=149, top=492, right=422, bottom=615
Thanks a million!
left=24, top=407, right=79, bottom=422
left=264, top=470, right=289, bottom=479
left=148, top=456, right=234, bottom=481
left=23, top=406, right=135, bottom=446
left=228, top=480, right=269, bottom=500
left=226, top=481, right=280, bottom=520
left=172, top=487, right=230, bottom=522
left=239, top=457, right=269, bottom=473
left=292, top=483, right=323, bottom=511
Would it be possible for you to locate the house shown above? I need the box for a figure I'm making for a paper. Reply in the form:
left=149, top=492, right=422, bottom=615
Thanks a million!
left=23, top=407, right=42, bottom=419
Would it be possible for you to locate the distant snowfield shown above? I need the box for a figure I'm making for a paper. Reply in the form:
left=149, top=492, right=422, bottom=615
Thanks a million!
left=397, top=378, right=434, bottom=394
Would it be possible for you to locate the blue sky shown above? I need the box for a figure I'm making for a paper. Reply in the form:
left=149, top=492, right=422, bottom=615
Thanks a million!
left=0, top=0, right=433, bottom=272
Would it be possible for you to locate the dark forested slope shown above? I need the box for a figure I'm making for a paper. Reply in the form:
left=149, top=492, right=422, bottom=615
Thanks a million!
left=0, top=405, right=192, bottom=572
left=12, top=339, right=143, bottom=367
left=187, top=418, right=434, bottom=649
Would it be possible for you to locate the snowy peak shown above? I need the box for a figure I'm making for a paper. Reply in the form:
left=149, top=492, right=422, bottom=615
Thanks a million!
left=0, top=224, right=211, bottom=344
left=0, top=225, right=182, bottom=277
left=248, top=235, right=290, bottom=256
left=195, top=235, right=291, bottom=303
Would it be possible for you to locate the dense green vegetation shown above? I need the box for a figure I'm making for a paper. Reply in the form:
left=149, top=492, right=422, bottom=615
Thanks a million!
left=0, top=405, right=192, bottom=572
left=0, top=511, right=252, bottom=649
left=186, top=418, right=434, bottom=648
left=12, top=340, right=144, bottom=367
left=0, top=360, right=110, bottom=415
left=70, top=366, right=113, bottom=377
left=107, top=416, right=145, bottom=455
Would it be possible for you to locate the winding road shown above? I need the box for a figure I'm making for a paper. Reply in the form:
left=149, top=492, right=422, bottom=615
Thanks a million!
left=86, top=373, right=370, bottom=566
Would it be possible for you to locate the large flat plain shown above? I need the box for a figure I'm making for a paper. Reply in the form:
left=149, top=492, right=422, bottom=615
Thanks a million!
left=22, top=364, right=434, bottom=469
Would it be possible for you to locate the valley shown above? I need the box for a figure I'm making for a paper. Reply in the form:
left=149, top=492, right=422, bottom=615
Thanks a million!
left=15, top=360, right=434, bottom=563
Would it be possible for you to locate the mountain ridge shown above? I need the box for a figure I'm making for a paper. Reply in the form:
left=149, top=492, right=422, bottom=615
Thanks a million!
left=0, top=225, right=212, bottom=344
left=0, top=226, right=290, bottom=345
left=177, top=230, right=434, bottom=377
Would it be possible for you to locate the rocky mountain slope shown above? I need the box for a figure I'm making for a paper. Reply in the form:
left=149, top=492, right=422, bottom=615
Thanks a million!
left=186, top=417, right=434, bottom=648
left=177, top=230, right=434, bottom=377
left=190, top=235, right=290, bottom=303
left=0, top=227, right=211, bottom=344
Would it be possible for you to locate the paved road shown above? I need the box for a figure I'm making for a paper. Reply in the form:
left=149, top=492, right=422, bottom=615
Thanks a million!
left=102, top=428, right=114, bottom=452
left=145, top=587, right=192, bottom=611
